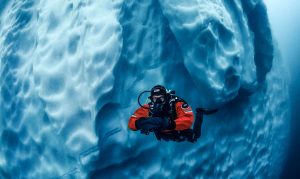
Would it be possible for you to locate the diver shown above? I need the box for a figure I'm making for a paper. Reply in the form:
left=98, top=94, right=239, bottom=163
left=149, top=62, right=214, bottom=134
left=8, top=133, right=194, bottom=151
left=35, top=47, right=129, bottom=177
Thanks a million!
left=128, top=85, right=218, bottom=142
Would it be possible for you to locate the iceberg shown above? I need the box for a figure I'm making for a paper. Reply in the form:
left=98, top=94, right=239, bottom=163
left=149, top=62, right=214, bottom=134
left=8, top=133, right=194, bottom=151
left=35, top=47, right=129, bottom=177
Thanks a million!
left=0, top=0, right=289, bottom=178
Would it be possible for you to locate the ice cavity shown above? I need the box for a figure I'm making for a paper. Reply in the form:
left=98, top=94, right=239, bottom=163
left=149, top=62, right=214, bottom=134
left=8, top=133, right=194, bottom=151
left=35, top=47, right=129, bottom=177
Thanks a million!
left=91, top=0, right=289, bottom=178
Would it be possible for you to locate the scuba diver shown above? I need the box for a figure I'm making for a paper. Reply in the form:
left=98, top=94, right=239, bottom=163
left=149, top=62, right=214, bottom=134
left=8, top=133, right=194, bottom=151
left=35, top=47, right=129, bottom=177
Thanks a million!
left=128, top=85, right=218, bottom=143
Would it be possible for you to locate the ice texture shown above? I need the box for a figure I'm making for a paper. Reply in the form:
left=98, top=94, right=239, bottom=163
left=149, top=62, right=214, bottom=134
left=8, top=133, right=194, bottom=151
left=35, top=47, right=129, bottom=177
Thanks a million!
left=0, top=0, right=289, bottom=178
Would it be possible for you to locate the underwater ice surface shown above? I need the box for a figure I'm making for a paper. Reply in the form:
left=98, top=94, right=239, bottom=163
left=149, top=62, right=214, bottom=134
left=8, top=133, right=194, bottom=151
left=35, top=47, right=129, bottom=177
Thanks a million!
left=0, top=0, right=289, bottom=178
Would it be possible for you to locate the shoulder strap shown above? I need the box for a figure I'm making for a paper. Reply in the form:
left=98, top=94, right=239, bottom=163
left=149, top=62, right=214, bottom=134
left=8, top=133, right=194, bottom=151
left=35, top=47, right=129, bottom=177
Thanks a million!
left=168, top=95, right=184, bottom=121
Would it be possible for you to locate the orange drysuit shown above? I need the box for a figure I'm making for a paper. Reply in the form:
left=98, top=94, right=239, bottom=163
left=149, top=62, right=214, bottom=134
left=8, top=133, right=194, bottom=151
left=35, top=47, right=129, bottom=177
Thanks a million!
left=128, top=102, right=194, bottom=131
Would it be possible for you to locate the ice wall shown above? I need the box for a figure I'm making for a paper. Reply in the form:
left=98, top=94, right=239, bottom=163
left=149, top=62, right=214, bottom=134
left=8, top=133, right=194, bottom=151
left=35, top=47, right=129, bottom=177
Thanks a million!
left=0, top=0, right=289, bottom=178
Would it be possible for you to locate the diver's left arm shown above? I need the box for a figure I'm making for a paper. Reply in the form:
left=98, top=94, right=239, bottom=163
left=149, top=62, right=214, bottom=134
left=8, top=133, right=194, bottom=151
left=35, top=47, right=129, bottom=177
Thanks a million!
left=174, top=102, right=194, bottom=130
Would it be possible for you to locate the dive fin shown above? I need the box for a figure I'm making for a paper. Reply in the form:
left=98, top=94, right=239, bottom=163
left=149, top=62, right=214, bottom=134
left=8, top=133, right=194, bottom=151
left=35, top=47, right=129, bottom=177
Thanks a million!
left=192, top=108, right=218, bottom=141
left=196, top=108, right=218, bottom=115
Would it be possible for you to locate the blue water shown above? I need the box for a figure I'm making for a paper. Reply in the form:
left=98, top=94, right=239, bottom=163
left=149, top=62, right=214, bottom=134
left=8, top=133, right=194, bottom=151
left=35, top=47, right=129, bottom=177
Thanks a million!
left=0, top=0, right=290, bottom=178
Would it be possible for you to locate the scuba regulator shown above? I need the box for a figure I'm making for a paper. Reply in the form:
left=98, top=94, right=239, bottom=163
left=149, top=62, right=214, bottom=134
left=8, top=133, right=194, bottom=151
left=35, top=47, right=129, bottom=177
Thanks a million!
left=137, top=85, right=188, bottom=120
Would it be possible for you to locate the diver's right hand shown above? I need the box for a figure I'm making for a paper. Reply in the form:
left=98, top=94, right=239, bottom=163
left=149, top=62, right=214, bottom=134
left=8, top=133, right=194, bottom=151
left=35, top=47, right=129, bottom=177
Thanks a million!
left=135, top=117, right=147, bottom=130
left=135, top=117, right=159, bottom=135
left=140, top=128, right=150, bottom=135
